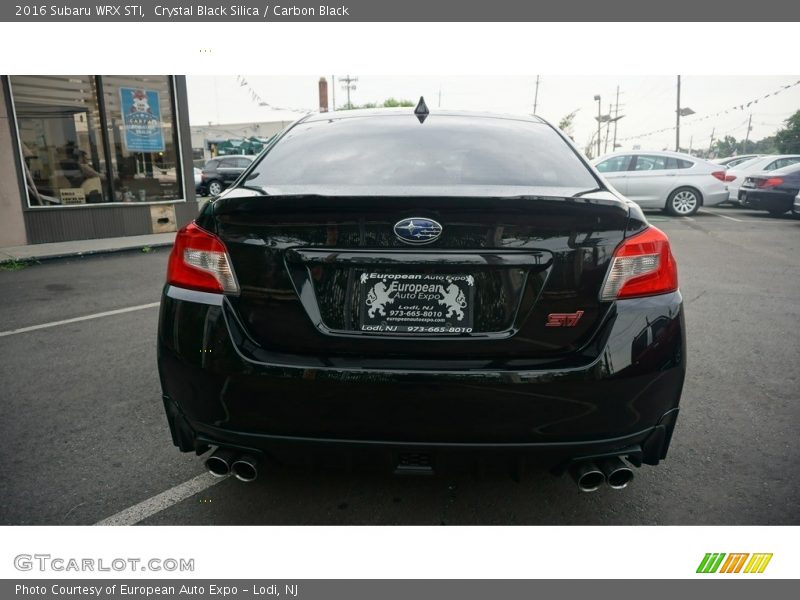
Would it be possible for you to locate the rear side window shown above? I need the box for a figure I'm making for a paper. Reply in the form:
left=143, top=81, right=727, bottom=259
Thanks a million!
left=634, top=155, right=668, bottom=171
left=767, top=157, right=800, bottom=170
left=596, top=155, right=631, bottom=173
left=245, top=115, right=598, bottom=189
left=204, top=159, right=219, bottom=170
left=677, top=159, right=693, bottom=169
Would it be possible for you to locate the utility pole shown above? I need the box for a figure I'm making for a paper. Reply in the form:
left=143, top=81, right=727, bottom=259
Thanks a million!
left=331, top=75, right=336, bottom=111
left=340, top=75, right=358, bottom=109
left=676, top=75, right=681, bottom=152
left=533, top=75, right=540, bottom=115
left=438, top=88, right=442, bottom=108
left=604, top=103, right=613, bottom=154
left=707, top=127, right=716, bottom=157
left=594, top=95, right=601, bottom=158
left=688, top=136, right=693, bottom=155
left=743, top=113, right=753, bottom=153
left=612, top=86, right=622, bottom=151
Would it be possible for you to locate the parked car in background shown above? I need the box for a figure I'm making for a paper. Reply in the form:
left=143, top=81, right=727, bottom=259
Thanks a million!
left=159, top=108, right=686, bottom=491
left=738, top=163, right=800, bottom=216
left=793, top=190, right=800, bottom=216
left=712, top=154, right=763, bottom=169
left=198, top=155, right=255, bottom=196
left=593, top=150, right=728, bottom=216
left=193, top=167, right=203, bottom=193
left=724, top=155, right=800, bottom=204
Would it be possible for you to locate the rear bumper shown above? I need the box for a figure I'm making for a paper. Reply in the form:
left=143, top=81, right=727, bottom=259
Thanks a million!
left=157, top=287, right=686, bottom=469
left=704, top=188, right=729, bottom=206
left=740, top=189, right=796, bottom=212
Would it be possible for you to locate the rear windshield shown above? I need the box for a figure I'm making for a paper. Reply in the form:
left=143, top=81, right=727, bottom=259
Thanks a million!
left=244, top=115, right=598, bottom=190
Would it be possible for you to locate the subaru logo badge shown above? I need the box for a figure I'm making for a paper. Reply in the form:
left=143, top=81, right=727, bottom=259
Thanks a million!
left=393, top=218, right=443, bottom=245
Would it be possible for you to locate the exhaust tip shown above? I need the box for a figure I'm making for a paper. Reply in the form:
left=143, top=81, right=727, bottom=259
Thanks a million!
left=570, top=461, right=605, bottom=492
left=231, top=455, right=260, bottom=483
left=598, top=456, right=634, bottom=490
left=204, top=448, right=237, bottom=477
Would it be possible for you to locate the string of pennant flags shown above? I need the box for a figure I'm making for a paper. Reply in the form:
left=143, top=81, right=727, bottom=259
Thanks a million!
left=235, top=75, right=312, bottom=113
left=618, top=79, right=800, bottom=142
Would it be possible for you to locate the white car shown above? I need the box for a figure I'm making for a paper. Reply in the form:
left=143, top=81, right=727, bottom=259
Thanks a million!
left=793, top=190, right=800, bottom=216
left=593, top=150, right=728, bottom=216
left=724, top=154, right=800, bottom=203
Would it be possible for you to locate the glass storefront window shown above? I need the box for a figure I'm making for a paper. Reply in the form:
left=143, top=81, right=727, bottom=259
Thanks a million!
left=102, top=75, right=182, bottom=203
left=10, top=75, right=183, bottom=207
left=10, top=76, right=109, bottom=206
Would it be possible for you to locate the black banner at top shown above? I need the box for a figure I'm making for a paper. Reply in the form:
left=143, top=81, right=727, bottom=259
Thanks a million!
left=3, top=0, right=800, bottom=22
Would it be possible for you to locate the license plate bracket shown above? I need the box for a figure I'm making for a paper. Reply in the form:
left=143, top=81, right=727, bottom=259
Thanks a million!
left=359, top=273, right=475, bottom=334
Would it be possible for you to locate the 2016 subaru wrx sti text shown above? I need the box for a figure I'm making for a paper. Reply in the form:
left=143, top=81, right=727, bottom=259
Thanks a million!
left=157, top=104, right=686, bottom=492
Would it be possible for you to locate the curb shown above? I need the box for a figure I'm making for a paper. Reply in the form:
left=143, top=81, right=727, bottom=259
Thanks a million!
left=0, top=241, right=175, bottom=265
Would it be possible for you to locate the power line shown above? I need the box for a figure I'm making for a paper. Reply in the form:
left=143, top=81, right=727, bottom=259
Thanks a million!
left=619, top=78, right=800, bottom=142
left=339, top=75, right=358, bottom=108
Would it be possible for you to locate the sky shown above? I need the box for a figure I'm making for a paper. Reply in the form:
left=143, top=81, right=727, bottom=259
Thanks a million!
left=186, top=75, right=800, bottom=155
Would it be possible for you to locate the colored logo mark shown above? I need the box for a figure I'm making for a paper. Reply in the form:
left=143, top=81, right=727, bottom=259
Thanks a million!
left=696, top=553, right=773, bottom=574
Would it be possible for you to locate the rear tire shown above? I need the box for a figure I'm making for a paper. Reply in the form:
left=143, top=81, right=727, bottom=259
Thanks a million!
left=768, top=208, right=788, bottom=216
left=666, top=187, right=701, bottom=217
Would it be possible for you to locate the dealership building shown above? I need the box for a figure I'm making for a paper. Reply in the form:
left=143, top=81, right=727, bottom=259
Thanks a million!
left=0, top=75, right=198, bottom=248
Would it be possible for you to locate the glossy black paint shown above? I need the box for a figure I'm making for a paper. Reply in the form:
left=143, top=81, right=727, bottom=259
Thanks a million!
left=157, top=110, right=684, bottom=472
left=158, top=287, right=684, bottom=465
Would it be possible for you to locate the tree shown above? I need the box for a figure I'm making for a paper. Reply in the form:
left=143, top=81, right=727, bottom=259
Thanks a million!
left=558, top=109, right=580, bottom=139
left=381, top=98, right=414, bottom=108
left=775, top=110, right=800, bottom=154
left=712, top=135, right=738, bottom=158
left=341, top=98, right=415, bottom=110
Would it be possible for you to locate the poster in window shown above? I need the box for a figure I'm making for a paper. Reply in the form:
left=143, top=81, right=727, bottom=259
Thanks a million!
left=119, top=87, right=165, bottom=153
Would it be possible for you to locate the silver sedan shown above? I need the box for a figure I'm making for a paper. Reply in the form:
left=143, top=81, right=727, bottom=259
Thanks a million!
left=593, top=150, right=729, bottom=216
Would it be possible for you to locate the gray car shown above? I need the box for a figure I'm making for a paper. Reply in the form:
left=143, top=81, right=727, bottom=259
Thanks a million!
left=593, top=150, right=729, bottom=216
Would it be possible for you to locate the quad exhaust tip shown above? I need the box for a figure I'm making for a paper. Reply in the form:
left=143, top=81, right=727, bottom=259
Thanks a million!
left=570, top=461, right=605, bottom=492
left=598, top=456, right=634, bottom=490
left=204, top=448, right=238, bottom=478
left=231, top=454, right=260, bottom=483
left=570, top=456, right=634, bottom=492
left=204, top=449, right=261, bottom=482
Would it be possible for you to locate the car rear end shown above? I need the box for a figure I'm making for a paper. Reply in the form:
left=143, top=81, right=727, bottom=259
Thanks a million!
left=739, top=165, right=800, bottom=215
left=724, top=157, right=765, bottom=203
left=157, top=111, right=686, bottom=490
left=695, top=160, right=730, bottom=206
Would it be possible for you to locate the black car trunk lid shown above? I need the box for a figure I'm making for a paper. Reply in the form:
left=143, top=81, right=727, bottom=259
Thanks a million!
left=204, top=192, right=629, bottom=361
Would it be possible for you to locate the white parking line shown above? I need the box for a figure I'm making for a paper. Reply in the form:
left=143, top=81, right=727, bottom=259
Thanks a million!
left=700, top=210, right=743, bottom=222
left=0, top=302, right=160, bottom=338
left=95, top=472, right=228, bottom=526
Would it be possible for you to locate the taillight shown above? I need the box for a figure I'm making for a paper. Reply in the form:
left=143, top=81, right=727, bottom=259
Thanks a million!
left=600, top=226, right=678, bottom=301
left=724, top=174, right=737, bottom=182
left=759, top=177, right=784, bottom=188
left=711, top=171, right=727, bottom=181
left=166, top=222, right=239, bottom=294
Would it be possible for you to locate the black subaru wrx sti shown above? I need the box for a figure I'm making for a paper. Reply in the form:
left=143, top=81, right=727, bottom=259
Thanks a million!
left=157, top=105, right=686, bottom=491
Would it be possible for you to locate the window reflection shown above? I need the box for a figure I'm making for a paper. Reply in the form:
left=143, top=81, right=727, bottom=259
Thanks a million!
left=11, top=76, right=108, bottom=205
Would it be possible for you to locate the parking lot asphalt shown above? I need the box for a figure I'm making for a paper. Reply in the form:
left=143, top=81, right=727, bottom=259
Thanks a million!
left=1, top=206, right=798, bottom=525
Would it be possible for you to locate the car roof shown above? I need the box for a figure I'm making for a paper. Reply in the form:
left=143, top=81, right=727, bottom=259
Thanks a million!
left=301, top=107, right=547, bottom=126
left=598, top=149, right=698, bottom=160
left=731, top=154, right=800, bottom=168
